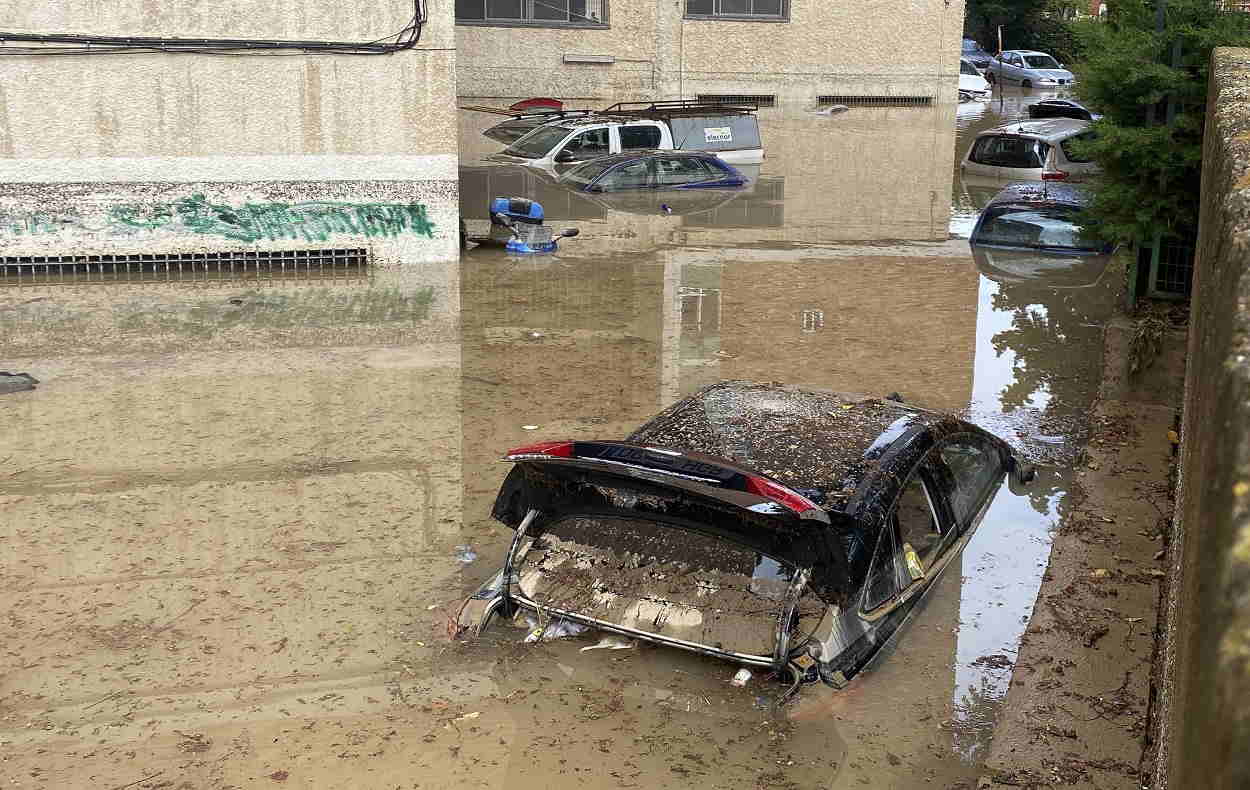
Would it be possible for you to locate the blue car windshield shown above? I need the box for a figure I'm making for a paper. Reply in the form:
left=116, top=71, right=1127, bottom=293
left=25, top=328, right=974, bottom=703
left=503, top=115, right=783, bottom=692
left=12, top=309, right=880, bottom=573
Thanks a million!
left=1023, top=54, right=1061, bottom=69
left=561, top=158, right=619, bottom=188
left=974, top=206, right=1103, bottom=251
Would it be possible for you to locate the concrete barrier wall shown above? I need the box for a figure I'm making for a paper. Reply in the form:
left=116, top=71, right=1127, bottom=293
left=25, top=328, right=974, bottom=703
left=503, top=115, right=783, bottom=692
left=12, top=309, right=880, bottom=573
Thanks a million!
left=1158, top=46, right=1250, bottom=789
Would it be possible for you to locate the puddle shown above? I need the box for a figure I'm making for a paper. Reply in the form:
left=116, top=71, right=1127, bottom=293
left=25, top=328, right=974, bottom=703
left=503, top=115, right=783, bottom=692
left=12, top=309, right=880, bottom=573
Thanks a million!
left=0, top=86, right=1116, bottom=790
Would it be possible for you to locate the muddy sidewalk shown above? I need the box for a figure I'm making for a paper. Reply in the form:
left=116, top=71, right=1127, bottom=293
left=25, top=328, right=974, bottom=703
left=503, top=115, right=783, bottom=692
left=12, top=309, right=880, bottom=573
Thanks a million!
left=979, top=317, right=1186, bottom=789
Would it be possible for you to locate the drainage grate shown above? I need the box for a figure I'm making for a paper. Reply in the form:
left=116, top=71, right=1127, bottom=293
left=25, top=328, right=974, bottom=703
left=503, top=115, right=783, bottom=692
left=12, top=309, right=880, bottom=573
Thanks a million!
left=0, top=248, right=369, bottom=286
left=818, top=95, right=933, bottom=107
left=696, top=94, right=777, bottom=108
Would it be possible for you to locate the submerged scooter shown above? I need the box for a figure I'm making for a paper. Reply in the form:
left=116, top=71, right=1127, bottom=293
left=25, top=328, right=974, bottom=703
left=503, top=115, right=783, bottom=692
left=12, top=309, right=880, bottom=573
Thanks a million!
left=464, top=197, right=579, bottom=254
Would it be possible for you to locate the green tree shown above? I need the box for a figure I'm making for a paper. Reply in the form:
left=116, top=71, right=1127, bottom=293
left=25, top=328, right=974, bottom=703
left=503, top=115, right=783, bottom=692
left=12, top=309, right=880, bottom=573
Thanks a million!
left=964, top=0, right=1084, bottom=62
left=1072, top=1, right=1250, bottom=245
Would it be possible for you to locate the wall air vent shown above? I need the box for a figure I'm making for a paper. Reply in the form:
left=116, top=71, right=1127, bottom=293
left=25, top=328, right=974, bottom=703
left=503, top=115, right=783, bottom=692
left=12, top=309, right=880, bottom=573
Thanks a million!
left=0, top=248, right=369, bottom=286
left=818, top=95, right=933, bottom=107
left=696, top=94, right=777, bottom=108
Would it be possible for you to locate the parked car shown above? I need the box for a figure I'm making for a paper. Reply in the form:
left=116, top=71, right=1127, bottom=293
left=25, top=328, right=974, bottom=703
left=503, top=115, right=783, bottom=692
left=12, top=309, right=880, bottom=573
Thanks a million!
left=970, top=182, right=1113, bottom=276
left=489, top=100, right=765, bottom=169
left=960, top=118, right=1099, bottom=182
left=1026, top=98, right=1102, bottom=122
left=558, top=150, right=747, bottom=192
left=961, top=38, right=994, bottom=71
left=960, top=57, right=991, bottom=101
left=987, top=50, right=1076, bottom=88
left=455, top=381, right=1034, bottom=690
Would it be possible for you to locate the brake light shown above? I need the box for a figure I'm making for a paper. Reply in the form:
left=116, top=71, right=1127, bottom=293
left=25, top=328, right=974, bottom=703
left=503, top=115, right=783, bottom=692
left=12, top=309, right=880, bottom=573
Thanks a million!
left=504, top=440, right=574, bottom=460
left=745, top=475, right=820, bottom=515
left=1042, top=170, right=1069, bottom=181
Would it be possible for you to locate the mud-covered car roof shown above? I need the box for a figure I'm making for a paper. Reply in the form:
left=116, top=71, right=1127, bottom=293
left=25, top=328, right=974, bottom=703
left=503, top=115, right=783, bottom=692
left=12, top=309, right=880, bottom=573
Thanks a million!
left=625, top=381, right=952, bottom=512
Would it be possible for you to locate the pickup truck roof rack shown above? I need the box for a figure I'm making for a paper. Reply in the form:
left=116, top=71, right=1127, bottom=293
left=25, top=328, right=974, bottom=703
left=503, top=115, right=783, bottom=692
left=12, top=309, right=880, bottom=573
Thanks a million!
left=601, top=99, right=759, bottom=116
left=459, top=104, right=598, bottom=120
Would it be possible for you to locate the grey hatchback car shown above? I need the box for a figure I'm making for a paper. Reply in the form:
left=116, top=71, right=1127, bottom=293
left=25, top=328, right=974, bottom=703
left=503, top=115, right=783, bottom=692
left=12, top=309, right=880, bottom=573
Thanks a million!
left=455, top=382, right=1034, bottom=691
left=988, top=49, right=1076, bottom=88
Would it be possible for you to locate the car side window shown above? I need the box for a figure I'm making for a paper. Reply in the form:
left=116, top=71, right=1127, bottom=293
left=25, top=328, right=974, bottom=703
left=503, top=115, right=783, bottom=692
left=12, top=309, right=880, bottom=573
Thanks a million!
left=861, top=523, right=899, bottom=612
left=969, top=137, right=998, bottom=165
left=894, top=474, right=943, bottom=576
left=620, top=125, right=662, bottom=150
left=561, top=128, right=610, bottom=160
left=596, top=161, right=651, bottom=191
left=940, top=438, right=1001, bottom=529
left=655, top=157, right=716, bottom=186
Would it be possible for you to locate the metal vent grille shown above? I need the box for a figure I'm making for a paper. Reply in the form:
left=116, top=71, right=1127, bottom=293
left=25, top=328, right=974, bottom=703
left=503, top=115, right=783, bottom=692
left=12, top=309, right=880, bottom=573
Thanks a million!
left=818, top=95, right=933, bottom=107
left=0, top=248, right=369, bottom=286
left=696, top=94, right=777, bottom=108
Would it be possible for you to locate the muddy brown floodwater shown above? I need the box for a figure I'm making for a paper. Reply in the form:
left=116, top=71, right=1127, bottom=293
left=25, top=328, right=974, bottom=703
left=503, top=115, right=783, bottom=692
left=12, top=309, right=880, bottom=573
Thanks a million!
left=1, top=87, right=1113, bottom=789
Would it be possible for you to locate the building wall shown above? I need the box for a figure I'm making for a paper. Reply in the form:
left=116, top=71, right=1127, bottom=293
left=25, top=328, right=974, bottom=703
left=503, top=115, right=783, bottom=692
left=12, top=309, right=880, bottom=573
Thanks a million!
left=456, top=0, right=966, bottom=104
left=1156, top=47, right=1250, bottom=790
left=0, top=0, right=460, bottom=270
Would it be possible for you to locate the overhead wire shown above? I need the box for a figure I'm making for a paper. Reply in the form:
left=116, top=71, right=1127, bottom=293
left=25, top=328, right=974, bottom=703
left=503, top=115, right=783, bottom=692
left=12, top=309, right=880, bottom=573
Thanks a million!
left=0, top=1, right=425, bottom=57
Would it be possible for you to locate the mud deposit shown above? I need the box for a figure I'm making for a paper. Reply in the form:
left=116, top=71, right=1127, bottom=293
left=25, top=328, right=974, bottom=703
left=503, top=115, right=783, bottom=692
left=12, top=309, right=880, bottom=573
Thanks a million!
left=0, top=89, right=1130, bottom=789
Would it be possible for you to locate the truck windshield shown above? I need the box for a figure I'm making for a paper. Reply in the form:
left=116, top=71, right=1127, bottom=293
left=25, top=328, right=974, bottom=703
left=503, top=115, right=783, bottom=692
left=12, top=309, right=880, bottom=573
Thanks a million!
left=504, top=125, right=574, bottom=159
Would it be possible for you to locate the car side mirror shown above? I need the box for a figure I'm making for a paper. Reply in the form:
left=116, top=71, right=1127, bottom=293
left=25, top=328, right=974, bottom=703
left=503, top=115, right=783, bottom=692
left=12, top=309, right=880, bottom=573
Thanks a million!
left=555, top=150, right=577, bottom=163
left=560, top=228, right=580, bottom=238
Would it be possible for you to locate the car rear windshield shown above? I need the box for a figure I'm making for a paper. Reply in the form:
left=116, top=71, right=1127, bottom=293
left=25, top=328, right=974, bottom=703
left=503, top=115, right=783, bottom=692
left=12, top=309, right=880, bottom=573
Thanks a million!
left=970, top=135, right=1052, bottom=169
left=513, top=514, right=826, bottom=658
left=973, top=205, right=1103, bottom=251
left=1059, top=131, right=1096, bottom=163
left=1023, top=54, right=1061, bottom=69
left=504, top=125, right=574, bottom=159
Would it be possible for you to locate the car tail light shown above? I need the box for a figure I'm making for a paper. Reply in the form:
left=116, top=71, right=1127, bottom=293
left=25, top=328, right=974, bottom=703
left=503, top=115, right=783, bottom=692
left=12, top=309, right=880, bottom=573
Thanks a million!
left=505, top=440, right=574, bottom=460
left=1042, top=170, right=1069, bottom=181
left=745, top=475, right=820, bottom=515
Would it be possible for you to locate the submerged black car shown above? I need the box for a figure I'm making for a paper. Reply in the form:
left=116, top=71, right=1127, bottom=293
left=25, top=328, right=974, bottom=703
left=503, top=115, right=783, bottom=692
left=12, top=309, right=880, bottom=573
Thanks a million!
left=456, top=382, right=1033, bottom=689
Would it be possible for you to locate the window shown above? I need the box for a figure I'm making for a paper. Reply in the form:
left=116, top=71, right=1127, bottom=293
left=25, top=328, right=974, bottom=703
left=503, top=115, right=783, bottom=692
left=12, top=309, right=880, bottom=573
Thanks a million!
left=894, top=475, right=942, bottom=575
left=939, top=439, right=1001, bottom=528
left=685, top=0, right=788, bottom=19
left=654, top=157, right=717, bottom=186
left=597, top=161, right=651, bottom=191
left=973, top=207, right=1103, bottom=251
left=619, top=125, right=662, bottom=150
left=456, top=0, right=607, bottom=25
left=559, top=128, right=610, bottom=161
left=861, top=526, right=898, bottom=611
left=504, top=125, right=575, bottom=159
left=801, top=309, right=824, bottom=332
left=1022, top=54, right=1061, bottom=69
left=969, top=135, right=1052, bottom=168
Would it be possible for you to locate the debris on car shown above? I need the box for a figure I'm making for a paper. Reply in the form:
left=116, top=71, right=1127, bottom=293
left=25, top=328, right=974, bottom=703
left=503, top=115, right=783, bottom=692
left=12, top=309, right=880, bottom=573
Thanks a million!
left=0, top=371, right=38, bottom=394
left=455, top=381, right=1033, bottom=693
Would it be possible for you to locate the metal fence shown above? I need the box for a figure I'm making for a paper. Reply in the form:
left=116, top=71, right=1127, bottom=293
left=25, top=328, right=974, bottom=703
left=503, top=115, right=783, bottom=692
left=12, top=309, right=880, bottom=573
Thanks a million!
left=0, top=248, right=370, bottom=287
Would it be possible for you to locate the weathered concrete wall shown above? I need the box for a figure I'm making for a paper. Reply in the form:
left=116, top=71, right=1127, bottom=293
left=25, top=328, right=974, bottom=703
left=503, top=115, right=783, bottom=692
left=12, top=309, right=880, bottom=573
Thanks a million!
left=456, top=0, right=966, bottom=103
left=0, top=1, right=459, bottom=266
left=1157, top=46, right=1250, bottom=790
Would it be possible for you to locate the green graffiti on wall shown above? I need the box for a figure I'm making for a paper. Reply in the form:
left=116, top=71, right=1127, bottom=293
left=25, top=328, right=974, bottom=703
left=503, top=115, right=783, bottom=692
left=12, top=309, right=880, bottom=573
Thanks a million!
left=0, top=194, right=437, bottom=242
left=109, top=195, right=438, bottom=242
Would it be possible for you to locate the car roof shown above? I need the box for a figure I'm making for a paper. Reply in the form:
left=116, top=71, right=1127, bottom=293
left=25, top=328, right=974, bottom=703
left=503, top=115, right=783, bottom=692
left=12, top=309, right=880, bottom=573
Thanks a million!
left=625, top=381, right=969, bottom=512
left=980, top=118, right=1090, bottom=141
left=1004, top=50, right=1050, bottom=56
left=986, top=181, right=1089, bottom=208
left=570, top=149, right=721, bottom=167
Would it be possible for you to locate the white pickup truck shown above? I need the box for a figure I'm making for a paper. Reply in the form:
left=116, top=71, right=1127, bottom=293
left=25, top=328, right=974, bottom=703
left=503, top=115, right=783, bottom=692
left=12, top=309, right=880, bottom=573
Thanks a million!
left=476, top=100, right=765, bottom=169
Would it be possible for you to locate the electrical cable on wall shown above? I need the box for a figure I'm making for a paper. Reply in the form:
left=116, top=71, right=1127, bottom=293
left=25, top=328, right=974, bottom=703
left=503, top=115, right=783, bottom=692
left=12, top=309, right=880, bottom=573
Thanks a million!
left=0, top=0, right=425, bottom=56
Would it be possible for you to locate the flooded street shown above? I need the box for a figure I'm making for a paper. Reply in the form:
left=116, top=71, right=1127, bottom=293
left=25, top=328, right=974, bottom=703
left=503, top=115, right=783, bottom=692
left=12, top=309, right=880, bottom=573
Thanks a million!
left=1, top=87, right=1122, bottom=789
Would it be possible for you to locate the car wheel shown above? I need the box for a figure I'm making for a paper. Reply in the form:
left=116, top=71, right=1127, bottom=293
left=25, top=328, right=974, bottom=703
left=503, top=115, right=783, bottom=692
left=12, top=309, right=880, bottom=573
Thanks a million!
left=1022, top=79, right=1032, bottom=89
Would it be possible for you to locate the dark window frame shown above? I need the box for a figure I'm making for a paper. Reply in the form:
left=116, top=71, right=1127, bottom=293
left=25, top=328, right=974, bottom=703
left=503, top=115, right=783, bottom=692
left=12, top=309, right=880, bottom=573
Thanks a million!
left=456, top=0, right=610, bottom=28
left=684, top=0, right=790, bottom=22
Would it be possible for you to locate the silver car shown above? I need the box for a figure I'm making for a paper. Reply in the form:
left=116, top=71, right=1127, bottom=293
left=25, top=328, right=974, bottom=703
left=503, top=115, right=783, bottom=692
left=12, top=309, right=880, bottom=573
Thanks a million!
left=988, top=49, right=1075, bottom=89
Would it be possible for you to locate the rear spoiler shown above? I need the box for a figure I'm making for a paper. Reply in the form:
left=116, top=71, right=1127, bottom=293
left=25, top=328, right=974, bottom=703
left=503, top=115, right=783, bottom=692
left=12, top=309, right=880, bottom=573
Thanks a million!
left=502, top=439, right=829, bottom=524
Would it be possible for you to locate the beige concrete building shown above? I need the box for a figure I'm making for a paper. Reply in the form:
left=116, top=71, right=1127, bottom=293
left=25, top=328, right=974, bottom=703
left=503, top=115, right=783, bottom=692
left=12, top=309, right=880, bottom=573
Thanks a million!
left=0, top=1, right=461, bottom=285
left=456, top=0, right=967, bottom=104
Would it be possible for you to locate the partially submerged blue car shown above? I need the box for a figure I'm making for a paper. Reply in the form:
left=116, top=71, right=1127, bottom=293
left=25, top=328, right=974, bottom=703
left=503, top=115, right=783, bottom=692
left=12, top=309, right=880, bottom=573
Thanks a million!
left=456, top=382, right=1033, bottom=691
left=558, top=150, right=748, bottom=192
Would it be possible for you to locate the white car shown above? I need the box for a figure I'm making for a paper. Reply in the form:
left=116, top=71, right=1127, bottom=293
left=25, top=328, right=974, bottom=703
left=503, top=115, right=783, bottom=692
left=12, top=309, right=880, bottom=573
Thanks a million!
left=987, top=50, right=1076, bottom=89
left=959, top=57, right=991, bottom=100
left=960, top=119, right=1099, bottom=182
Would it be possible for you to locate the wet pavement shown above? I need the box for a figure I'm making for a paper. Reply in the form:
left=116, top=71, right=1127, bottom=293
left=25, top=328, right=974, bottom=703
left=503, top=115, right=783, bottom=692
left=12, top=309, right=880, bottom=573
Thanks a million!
left=1, top=86, right=1119, bottom=789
